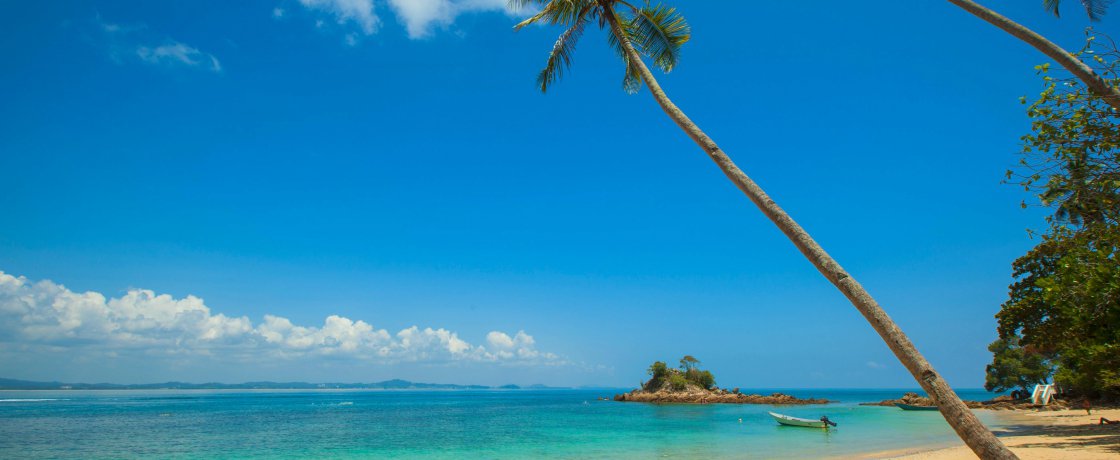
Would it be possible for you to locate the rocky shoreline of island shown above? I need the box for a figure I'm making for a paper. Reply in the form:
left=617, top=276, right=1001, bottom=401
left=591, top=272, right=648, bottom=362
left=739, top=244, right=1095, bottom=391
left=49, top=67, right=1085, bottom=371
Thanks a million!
left=859, top=391, right=1074, bottom=410
left=614, top=388, right=829, bottom=404
left=612, top=356, right=829, bottom=405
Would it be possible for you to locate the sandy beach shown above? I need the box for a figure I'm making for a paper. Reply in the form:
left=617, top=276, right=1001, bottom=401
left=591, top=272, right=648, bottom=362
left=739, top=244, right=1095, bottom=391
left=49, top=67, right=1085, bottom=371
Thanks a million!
left=876, top=408, right=1120, bottom=459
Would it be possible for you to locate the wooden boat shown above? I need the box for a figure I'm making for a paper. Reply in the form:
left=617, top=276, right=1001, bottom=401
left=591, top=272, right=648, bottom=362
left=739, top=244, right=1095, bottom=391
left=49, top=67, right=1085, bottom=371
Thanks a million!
left=895, top=403, right=939, bottom=411
left=768, top=412, right=835, bottom=428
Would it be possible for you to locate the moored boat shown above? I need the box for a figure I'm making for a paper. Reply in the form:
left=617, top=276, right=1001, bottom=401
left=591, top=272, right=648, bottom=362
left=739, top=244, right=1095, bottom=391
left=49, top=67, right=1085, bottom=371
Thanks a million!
left=895, top=403, right=939, bottom=411
left=768, top=411, right=836, bottom=428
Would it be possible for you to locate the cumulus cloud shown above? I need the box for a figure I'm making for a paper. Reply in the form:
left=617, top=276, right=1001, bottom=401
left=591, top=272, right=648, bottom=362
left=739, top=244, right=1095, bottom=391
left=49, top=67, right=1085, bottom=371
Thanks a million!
left=0, top=271, right=561, bottom=366
left=292, top=0, right=515, bottom=39
left=486, top=330, right=542, bottom=359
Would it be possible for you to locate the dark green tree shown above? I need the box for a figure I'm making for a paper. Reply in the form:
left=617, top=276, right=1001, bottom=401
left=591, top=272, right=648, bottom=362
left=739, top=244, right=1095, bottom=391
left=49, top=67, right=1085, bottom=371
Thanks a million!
left=997, top=225, right=1120, bottom=398
left=686, top=369, right=715, bottom=390
left=646, top=360, right=669, bottom=389
left=984, top=336, right=1053, bottom=393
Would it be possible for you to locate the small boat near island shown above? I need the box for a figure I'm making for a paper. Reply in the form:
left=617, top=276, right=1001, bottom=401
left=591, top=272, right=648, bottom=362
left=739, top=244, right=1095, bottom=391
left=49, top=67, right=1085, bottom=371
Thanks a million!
left=895, top=403, right=939, bottom=411
left=768, top=412, right=837, bottom=429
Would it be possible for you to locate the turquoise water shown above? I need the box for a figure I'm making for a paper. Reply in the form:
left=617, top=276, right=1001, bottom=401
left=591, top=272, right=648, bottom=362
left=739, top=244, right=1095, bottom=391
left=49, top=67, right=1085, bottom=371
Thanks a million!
left=0, top=389, right=1014, bottom=459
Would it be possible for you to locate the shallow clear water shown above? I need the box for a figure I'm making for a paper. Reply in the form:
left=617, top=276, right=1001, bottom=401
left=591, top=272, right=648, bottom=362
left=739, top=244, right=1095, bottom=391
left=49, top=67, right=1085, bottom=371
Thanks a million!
left=0, top=388, right=1013, bottom=459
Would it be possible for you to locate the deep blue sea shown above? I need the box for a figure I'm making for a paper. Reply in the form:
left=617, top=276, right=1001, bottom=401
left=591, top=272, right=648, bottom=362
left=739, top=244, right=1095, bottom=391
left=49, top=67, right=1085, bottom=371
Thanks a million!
left=0, top=388, right=1017, bottom=459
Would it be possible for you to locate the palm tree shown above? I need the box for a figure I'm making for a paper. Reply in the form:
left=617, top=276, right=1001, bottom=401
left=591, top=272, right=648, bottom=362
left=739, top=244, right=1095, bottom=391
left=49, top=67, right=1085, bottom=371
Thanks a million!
left=947, top=0, right=1120, bottom=110
left=511, top=1, right=1018, bottom=458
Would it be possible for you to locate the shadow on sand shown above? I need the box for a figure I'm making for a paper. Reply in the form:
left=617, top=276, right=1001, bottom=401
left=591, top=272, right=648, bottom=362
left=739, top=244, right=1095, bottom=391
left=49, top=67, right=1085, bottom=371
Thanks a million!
left=997, top=422, right=1120, bottom=454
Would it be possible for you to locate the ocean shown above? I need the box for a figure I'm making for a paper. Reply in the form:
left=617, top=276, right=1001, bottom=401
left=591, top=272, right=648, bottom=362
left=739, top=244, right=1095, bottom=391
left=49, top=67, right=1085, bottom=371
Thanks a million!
left=0, top=388, right=1015, bottom=459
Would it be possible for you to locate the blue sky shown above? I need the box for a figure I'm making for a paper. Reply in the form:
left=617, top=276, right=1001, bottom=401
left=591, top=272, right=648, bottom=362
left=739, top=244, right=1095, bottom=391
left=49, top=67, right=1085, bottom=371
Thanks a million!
left=0, top=1, right=1111, bottom=388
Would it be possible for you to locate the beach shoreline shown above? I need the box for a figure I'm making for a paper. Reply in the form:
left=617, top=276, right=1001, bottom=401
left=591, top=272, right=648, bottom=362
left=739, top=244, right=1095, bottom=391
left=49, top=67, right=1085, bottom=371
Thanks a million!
left=868, top=408, right=1120, bottom=459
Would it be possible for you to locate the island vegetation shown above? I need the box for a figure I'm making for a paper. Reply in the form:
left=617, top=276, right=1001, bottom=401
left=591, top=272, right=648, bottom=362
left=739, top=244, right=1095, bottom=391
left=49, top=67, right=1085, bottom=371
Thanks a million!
left=613, top=356, right=828, bottom=404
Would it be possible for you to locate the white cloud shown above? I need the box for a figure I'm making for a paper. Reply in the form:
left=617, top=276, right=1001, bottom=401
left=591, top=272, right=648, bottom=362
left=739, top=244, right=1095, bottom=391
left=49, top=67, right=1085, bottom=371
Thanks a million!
left=137, top=42, right=222, bottom=72
left=486, top=330, right=515, bottom=349
left=298, top=0, right=380, bottom=35
left=292, top=0, right=515, bottom=40
left=273, top=7, right=286, bottom=18
left=0, top=271, right=561, bottom=366
left=866, top=360, right=886, bottom=369
left=386, top=0, right=455, bottom=38
left=96, top=16, right=221, bottom=73
left=486, top=330, right=552, bottom=360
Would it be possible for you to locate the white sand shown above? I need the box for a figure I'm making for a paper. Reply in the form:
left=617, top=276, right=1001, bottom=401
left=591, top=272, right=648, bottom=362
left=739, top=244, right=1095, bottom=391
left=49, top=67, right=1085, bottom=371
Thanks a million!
left=875, top=408, right=1120, bottom=459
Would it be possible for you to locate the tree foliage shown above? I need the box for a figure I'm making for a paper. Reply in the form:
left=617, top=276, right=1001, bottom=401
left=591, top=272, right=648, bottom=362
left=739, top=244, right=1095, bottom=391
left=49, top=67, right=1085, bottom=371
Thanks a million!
left=685, top=368, right=715, bottom=389
left=647, top=361, right=668, bottom=380
left=984, top=336, right=1053, bottom=393
left=642, top=356, right=715, bottom=390
left=995, top=34, right=1120, bottom=399
left=998, top=224, right=1120, bottom=397
left=679, top=355, right=699, bottom=371
left=511, top=0, right=690, bottom=93
left=1043, top=0, right=1112, bottom=21
left=668, top=373, right=688, bottom=391
left=1011, top=33, right=1120, bottom=228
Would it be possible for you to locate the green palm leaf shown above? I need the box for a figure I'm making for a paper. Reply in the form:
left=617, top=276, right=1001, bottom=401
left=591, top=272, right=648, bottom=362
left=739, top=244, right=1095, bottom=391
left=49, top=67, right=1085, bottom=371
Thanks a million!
left=605, top=15, right=645, bottom=94
left=627, top=3, right=690, bottom=73
left=514, top=0, right=597, bottom=30
left=511, top=0, right=690, bottom=94
left=1043, top=0, right=1111, bottom=20
left=536, top=7, right=593, bottom=92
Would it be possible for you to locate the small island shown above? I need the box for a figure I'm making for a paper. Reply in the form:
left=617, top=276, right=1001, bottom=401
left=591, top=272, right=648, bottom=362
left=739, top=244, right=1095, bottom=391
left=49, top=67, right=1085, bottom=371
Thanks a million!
left=614, top=356, right=829, bottom=404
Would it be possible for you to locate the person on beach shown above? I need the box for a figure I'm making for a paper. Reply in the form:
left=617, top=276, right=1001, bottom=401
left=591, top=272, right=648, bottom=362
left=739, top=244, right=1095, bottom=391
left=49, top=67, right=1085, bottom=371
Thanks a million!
left=1101, top=417, right=1118, bottom=425
left=1082, top=398, right=1092, bottom=415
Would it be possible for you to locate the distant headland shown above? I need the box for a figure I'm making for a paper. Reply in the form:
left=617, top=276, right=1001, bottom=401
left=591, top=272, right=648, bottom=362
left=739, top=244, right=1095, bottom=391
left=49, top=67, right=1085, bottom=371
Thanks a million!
left=614, top=356, right=829, bottom=404
left=0, top=377, right=565, bottom=391
left=860, top=391, right=1072, bottom=411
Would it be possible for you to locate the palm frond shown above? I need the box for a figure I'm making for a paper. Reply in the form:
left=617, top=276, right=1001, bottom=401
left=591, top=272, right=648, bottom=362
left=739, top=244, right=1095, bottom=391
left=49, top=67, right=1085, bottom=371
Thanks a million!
left=626, top=3, right=690, bottom=72
left=514, top=0, right=598, bottom=30
left=627, top=3, right=689, bottom=72
left=1082, top=0, right=1112, bottom=20
left=1044, top=0, right=1063, bottom=17
left=605, top=15, right=645, bottom=94
left=1043, top=0, right=1112, bottom=20
left=536, top=7, right=592, bottom=92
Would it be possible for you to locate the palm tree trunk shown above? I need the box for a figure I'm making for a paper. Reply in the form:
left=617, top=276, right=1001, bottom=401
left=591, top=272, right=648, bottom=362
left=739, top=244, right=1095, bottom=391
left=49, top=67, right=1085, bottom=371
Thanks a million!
left=948, top=0, right=1120, bottom=110
left=600, top=4, right=1018, bottom=459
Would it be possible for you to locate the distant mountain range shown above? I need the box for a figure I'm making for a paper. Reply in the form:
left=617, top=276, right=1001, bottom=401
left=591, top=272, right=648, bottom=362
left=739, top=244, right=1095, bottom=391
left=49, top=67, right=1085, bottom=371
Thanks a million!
left=0, top=377, right=567, bottom=391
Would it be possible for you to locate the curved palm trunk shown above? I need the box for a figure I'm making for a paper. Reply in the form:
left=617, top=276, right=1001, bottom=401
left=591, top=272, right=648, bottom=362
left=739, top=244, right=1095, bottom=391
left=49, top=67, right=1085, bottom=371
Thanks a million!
left=948, top=0, right=1120, bottom=110
left=599, top=5, right=1018, bottom=459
